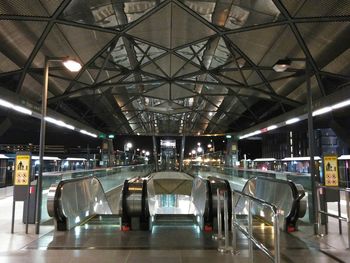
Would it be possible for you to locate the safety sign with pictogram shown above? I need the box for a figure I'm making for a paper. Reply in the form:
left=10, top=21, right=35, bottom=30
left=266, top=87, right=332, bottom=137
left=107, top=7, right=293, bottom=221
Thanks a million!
left=14, top=155, right=30, bottom=186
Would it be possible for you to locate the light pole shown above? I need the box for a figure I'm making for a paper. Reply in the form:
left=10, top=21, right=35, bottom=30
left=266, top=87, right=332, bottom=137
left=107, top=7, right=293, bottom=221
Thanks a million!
left=35, top=56, right=82, bottom=234
left=273, top=58, right=318, bottom=234
left=124, top=142, right=133, bottom=165
left=191, top=149, right=196, bottom=159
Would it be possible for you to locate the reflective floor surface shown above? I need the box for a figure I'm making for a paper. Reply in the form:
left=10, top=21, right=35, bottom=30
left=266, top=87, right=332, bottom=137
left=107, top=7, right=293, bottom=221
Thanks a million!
left=1, top=190, right=348, bottom=263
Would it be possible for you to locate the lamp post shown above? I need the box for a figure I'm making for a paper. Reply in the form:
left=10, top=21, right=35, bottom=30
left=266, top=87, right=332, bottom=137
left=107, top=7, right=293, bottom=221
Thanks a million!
left=191, top=149, right=196, bottom=159
left=35, top=56, right=82, bottom=234
left=124, top=142, right=133, bottom=165
left=273, top=58, right=318, bottom=234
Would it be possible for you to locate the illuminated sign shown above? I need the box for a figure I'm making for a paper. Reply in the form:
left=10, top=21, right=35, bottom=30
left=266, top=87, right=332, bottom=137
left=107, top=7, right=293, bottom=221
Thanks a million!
left=98, top=134, right=106, bottom=139
left=323, top=155, right=339, bottom=187
left=160, top=140, right=176, bottom=148
left=14, top=155, right=30, bottom=186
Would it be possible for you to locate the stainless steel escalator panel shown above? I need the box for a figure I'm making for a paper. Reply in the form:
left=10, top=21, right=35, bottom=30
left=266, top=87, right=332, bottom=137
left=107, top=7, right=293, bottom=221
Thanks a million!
left=49, top=176, right=112, bottom=230
left=190, top=177, right=207, bottom=218
left=237, top=177, right=305, bottom=230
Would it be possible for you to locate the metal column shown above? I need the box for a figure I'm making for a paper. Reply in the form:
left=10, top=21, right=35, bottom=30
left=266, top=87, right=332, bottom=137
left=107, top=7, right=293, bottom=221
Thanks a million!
left=152, top=136, right=158, bottom=172
left=35, top=56, right=49, bottom=235
left=306, top=60, right=318, bottom=234
left=180, top=135, right=185, bottom=172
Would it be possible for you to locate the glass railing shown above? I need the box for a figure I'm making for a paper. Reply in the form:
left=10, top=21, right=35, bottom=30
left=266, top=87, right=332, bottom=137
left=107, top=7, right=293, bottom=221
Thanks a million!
left=184, top=164, right=312, bottom=191
left=184, top=164, right=312, bottom=223
left=41, top=164, right=154, bottom=222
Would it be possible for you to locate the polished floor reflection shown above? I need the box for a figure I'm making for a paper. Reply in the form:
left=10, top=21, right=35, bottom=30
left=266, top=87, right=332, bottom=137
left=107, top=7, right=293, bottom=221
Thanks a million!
left=0, top=191, right=347, bottom=263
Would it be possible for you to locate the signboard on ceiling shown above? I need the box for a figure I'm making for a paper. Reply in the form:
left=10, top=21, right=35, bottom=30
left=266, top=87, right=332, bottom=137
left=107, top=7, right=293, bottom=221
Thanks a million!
left=14, top=154, right=31, bottom=186
left=323, top=155, right=339, bottom=187
left=160, top=140, right=176, bottom=148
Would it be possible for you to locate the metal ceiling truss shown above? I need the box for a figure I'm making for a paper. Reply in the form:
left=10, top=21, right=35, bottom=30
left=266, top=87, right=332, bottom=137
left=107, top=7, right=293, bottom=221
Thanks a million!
left=1, top=0, right=350, bottom=136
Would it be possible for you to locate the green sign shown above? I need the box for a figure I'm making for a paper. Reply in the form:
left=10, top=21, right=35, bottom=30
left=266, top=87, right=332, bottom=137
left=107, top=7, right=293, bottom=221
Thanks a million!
left=108, top=134, right=115, bottom=139
left=98, top=134, right=106, bottom=139
left=226, top=134, right=232, bottom=139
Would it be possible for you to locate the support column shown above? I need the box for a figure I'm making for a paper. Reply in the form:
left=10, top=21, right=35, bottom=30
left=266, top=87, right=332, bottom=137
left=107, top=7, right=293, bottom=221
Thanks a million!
left=306, top=61, right=318, bottom=234
left=180, top=135, right=186, bottom=172
left=225, top=136, right=238, bottom=167
left=152, top=136, right=158, bottom=172
left=225, top=136, right=233, bottom=167
left=35, top=56, right=49, bottom=235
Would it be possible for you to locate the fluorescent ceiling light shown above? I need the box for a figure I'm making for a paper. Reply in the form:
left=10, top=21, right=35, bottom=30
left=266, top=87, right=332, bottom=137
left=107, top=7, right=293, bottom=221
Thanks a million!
left=338, top=155, right=350, bottom=160
left=45, top=117, right=75, bottom=130
left=253, top=158, right=276, bottom=162
left=80, top=129, right=97, bottom=138
left=66, top=157, right=87, bottom=161
left=312, top=106, right=332, bottom=116
left=32, top=156, right=61, bottom=161
left=63, top=59, right=82, bottom=72
left=282, top=156, right=321, bottom=161
left=0, top=98, right=32, bottom=115
left=331, top=99, right=350, bottom=110
left=13, top=105, right=32, bottom=115
left=239, top=130, right=261, bottom=140
left=0, top=154, right=9, bottom=159
left=267, top=125, right=278, bottom=131
left=286, top=118, right=300, bottom=125
left=0, top=98, right=13, bottom=108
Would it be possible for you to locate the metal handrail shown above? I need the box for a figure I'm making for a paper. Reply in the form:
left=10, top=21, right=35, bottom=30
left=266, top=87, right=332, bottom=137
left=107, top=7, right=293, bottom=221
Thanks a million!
left=43, top=164, right=153, bottom=177
left=316, top=184, right=350, bottom=248
left=232, top=190, right=281, bottom=263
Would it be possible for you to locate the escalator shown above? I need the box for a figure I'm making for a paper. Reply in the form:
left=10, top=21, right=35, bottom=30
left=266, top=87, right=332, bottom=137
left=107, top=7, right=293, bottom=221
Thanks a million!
left=48, top=171, right=306, bottom=233
left=80, top=215, right=121, bottom=228
left=152, top=214, right=197, bottom=226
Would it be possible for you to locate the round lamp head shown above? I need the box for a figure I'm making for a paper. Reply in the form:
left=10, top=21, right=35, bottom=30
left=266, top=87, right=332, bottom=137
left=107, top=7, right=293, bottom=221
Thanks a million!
left=63, top=59, right=82, bottom=72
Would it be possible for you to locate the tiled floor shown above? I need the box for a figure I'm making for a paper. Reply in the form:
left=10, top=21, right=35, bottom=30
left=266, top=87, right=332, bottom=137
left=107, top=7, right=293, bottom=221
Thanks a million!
left=0, top=188, right=348, bottom=263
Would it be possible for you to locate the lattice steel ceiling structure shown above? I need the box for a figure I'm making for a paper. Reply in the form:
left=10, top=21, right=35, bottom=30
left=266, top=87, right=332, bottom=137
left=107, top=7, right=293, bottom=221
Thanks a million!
left=0, top=0, right=349, bottom=136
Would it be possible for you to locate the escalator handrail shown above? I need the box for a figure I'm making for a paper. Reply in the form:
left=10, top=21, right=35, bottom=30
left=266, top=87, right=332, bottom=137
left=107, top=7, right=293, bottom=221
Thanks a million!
left=49, top=175, right=111, bottom=229
left=242, top=176, right=305, bottom=219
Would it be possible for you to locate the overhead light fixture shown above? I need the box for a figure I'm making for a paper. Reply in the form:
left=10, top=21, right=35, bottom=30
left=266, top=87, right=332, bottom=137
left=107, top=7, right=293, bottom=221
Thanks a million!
left=273, top=58, right=291, bottom=72
left=286, top=117, right=300, bottom=125
left=12, top=105, right=32, bottom=115
left=45, top=117, right=75, bottom=130
left=312, top=106, right=332, bottom=116
left=0, top=98, right=13, bottom=108
left=80, top=129, right=97, bottom=138
left=331, top=99, right=350, bottom=110
left=239, top=130, right=261, bottom=140
left=63, top=59, right=82, bottom=72
left=209, top=112, right=213, bottom=116
left=267, top=125, right=278, bottom=131
left=0, top=98, right=32, bottom=116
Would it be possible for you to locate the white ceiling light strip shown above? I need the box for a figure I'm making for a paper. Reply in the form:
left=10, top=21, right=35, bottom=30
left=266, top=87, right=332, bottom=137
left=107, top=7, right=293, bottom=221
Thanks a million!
left=0, top=97, right=98, bottom=138
left=239, top=97, right=350, bottom=140
left=45, top=117, right=75, bottom=130
left=0, top=98, right=32, bottom=116
left=80, top=129, right=97, bottom=138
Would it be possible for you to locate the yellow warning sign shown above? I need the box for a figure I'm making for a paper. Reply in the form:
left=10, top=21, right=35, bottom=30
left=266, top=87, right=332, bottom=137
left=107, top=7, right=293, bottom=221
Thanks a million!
left=14, top=155, right=30, bottom=186
left=324, top=155, right=338, bottom=187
